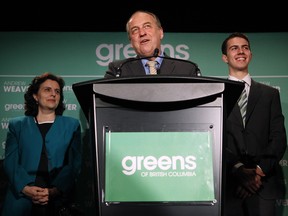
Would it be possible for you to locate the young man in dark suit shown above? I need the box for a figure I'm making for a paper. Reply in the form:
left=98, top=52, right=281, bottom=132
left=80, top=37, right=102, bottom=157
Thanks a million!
left=222, top=32, right=287, bottom=216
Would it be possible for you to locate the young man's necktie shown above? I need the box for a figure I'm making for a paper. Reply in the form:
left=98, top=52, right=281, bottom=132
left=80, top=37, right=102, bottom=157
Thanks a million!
left=238, top=88, right=248, bottom=126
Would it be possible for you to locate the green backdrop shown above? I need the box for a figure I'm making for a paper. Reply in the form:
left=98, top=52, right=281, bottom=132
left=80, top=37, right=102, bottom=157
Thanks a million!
left=0, top=32, right=287, bottom=215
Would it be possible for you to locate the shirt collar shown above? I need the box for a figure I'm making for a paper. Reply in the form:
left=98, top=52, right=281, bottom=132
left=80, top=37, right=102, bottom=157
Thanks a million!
left=141, top=51, right=164, bottom=68
left=229, top=73, right=251, bottom=87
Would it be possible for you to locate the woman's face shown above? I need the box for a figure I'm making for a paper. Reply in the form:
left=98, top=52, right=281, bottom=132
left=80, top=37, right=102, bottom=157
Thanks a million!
left=33, top=79, right=61, bottom=112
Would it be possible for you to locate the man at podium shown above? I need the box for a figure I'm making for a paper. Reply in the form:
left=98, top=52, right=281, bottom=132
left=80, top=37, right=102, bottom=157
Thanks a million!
left=104, top=10, right=201, bottom=78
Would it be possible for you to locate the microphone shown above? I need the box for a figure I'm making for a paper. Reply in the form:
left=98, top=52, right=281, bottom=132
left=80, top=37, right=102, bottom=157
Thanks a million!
left=116, top=48, right=159, bottom=77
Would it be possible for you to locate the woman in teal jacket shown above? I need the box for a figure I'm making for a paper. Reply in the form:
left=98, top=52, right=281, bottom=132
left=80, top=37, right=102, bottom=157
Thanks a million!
left=1, top=72, right=82, bottom=216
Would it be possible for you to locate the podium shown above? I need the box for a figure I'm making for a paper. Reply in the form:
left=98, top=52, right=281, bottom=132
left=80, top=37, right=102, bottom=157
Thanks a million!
left=72, top=76, right=243, bottom=216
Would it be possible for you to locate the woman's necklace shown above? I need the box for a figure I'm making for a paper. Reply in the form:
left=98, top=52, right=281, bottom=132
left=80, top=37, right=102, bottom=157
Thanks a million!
left=34, top=115, right=55, bottom=124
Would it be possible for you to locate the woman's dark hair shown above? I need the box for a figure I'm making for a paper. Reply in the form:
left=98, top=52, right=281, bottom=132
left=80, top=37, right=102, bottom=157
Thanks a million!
left=221, top=32, right=250, bottom=55
left=24, top=72, right=66, bottom=116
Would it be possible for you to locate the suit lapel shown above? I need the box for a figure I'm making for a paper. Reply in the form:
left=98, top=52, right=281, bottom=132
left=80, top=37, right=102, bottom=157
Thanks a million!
left=128, top=60, right=146, bottom=75
left=159, top=58, right=176, bottom=75
left=232, top=102, right=244, bottom=127
left=246, top=80, right=262, bottom=125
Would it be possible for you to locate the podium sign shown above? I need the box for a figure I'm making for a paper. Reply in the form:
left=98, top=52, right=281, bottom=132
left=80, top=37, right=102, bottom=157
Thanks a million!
left=105, top=131, right=215, bottom=203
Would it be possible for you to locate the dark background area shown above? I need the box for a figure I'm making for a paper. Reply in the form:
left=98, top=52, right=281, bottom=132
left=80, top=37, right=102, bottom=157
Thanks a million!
left=1, top=1, right=287, bottom=33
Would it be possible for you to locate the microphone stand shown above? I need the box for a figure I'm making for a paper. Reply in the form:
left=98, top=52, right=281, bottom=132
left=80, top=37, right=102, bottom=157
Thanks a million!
left=116, top=48, right=201, bottom=77
left=116, top=49, right=160, bottom=77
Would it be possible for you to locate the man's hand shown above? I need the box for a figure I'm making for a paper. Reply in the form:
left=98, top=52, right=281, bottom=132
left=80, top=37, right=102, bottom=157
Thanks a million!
left=234, top=165, right=265, bottom=198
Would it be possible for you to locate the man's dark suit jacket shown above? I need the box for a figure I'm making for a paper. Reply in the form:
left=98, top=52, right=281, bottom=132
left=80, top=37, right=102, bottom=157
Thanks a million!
left=104, top=56, right=200, bottom=78
left=225, top=79, right=287, bottom=200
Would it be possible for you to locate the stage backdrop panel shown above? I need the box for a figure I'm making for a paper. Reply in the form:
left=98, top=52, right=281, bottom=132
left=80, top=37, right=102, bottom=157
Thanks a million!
left=0, top=32, right=287, bottom=215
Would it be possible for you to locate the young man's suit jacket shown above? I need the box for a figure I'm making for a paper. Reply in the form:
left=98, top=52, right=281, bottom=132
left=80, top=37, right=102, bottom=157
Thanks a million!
left=225, top=79, right=287, bottom=200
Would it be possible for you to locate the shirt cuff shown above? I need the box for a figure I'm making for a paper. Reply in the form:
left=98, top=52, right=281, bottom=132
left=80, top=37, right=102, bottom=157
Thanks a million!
left=232, top=162, right=244, bottom=173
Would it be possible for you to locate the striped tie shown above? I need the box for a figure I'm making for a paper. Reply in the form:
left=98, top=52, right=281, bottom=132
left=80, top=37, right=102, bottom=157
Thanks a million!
left=238, top=89, right=248, bottom=126
left=146, top=60, right=157, bottom=75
